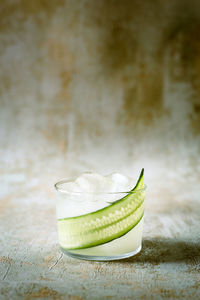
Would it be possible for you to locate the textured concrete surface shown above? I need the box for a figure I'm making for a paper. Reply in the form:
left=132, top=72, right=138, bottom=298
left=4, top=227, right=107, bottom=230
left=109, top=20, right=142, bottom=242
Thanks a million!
left=1, top=0, right=200, bottom=299
left=0, top=176, right=200, bottom=299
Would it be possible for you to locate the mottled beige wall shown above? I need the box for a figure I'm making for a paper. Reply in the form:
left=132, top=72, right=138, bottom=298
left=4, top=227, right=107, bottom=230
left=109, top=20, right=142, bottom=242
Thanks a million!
left=1, top=0, right=200, bottom=184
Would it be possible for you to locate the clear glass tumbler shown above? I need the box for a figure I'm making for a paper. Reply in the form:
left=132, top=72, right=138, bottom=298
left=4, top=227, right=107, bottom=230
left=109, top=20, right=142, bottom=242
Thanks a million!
left=54, top=177, right=146, bottom=261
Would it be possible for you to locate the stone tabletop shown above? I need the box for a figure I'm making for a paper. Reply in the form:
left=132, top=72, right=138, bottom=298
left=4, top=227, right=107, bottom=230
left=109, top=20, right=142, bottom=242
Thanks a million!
left=1, top=170, right=199, bottom=300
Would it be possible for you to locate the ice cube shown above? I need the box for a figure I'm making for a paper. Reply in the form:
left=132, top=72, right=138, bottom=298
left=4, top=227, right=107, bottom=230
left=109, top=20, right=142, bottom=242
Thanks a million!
left=75, top=172, right=95, bottom=192
left=108, top=173, right=133, bottom=192
left=76, top=172, right=112, bottom=193
left=61, top=181, right=82, bottom=193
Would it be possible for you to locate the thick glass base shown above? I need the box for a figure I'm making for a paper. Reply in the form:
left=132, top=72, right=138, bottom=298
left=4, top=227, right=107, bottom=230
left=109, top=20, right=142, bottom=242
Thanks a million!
left=61, top=245, right=142, bottom=261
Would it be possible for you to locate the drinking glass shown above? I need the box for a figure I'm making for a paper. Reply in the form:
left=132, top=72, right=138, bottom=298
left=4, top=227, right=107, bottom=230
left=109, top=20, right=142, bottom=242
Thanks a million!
left=54, top=176, right=146, bottom=261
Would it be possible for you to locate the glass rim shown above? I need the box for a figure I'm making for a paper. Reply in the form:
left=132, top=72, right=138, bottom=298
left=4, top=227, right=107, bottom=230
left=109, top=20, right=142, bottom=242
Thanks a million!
left=54, top=178, right=147, bottom=195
